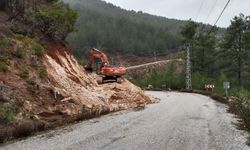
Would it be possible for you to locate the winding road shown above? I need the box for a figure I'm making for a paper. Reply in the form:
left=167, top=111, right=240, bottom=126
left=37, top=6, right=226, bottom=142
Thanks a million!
left=1, top=91, right=249, bottom=150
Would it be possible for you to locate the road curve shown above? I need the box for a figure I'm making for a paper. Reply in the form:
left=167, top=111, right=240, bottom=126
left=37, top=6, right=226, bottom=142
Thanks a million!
left=1, top=91, right=249, bottom=150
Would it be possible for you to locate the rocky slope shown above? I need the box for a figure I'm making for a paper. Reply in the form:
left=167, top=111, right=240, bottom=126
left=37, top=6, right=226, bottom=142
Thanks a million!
left=42, top=42, right=156, bottom=121
left=0, top=20, right=157, bottom=143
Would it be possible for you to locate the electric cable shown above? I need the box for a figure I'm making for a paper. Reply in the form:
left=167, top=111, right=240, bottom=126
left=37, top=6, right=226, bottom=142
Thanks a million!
left=195, top=0, right=206, bottom=21
left=204, top=0, right=219, bottom=23
left=213, top=0, right=231, bottom=26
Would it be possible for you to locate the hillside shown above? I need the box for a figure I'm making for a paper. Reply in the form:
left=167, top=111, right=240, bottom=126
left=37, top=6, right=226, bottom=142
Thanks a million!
left=0, top=1, right=156, bottom=143
left=63, top=0, right=187, bottom=58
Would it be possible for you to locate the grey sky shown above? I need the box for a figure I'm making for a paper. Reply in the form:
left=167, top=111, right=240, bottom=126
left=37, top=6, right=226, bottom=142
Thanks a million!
left=104, top=0, right=250, bottom=27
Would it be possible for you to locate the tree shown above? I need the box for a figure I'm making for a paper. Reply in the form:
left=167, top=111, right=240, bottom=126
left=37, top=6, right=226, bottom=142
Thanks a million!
left=65, top=0, right=186, bottom=57
left=181, top=19, right=220, bottom=84
left=180, top=19, right=198, bottom=44
left=223, top=14, right=249, bottom=87
left=192, top=26, right=217, bottom=77
left=25, top=1, right=78, bottom=40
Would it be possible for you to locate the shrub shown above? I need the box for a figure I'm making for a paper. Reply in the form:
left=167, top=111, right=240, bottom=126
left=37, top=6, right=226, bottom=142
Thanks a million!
left=19, top=63, right=29, bottom=79
left=26, top=78, right=36, bottom=86
left=0, top=103, right=16, bottom=124
left=38, top=67, right=47, bottom=79
left=32, top=43, right=44, bottom=56
left=230, top=88, right=250, bottom=127
left=132, top=61, right=185, bottom=89
left=0, top=119, right=45, bottom=143
left=16, top=47, right=26, bottom=58
left=0, top=127, right=12, bottom=143
left=0, top=56, right=9, bottom=72
left=14, top=32, right=33, bottom=46
left=26, top=78, right=38, bottom=95
left=9, top=119, right=45, bottom=140
left=22, top=36, right=33, bottom=47
left=0, top=61, right=8, bottom=72
left=0, top=38, right=9, bottom=47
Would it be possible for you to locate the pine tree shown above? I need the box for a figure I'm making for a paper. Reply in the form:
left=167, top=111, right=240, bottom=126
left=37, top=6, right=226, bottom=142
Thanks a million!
left=223, top=14, right=249, bottom=87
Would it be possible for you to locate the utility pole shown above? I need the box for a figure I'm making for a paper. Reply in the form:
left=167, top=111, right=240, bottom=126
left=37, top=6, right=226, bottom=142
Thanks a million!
left=186, top=44, right=192, bottom=90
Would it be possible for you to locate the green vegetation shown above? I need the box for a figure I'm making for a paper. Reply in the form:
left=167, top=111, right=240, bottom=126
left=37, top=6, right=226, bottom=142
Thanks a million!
left=230, top=89, right=250, bottom=128
left=132, top=62, right=185, bottom=89
left=32, top=43, right=44, bottom=56
left=25, top=1, right=78, bottom=40
left=222, top=14, right=250, bottom=87
left=64, top=0, right=187, bottom=57
left=38, top=67, right=47, bottom=79
left=134, top=15, right=250, bottom=130
left=26, top=78, right=36, bottom=86
left=22, top=36, right=33, bottom=47
left=0, top=102, right=16, bottom=124
left=0, top=38, right=9, bottom=47
left=0, top=56, right=9, bottom=72
left=26, top=78, right=38, bottom=95
left=19, top=63, right=29, bottom=79
left=64, top=0, right=224, bottom=57
left=175, top=14, right=250, bottom=92
left=14, top=34, right=33, bottom=48
left=16, top=47, right=26, bottom=58
left=0, top=62, right=8, bottom=72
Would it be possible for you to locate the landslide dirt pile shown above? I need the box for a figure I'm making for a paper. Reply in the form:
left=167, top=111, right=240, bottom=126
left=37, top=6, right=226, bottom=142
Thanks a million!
left=43, top=43, right=157, bottom=122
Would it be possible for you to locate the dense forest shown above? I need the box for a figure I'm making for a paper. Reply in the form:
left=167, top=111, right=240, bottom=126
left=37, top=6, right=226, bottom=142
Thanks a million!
left=185, top=14, right=250, bottom=90
left=63, top=0, right=191, bottom=57
left=135, top=14, right=250, bottom=92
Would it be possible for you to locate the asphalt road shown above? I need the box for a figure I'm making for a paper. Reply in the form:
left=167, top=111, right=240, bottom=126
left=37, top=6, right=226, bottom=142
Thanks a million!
left=1, top=91, right=249, bottom=150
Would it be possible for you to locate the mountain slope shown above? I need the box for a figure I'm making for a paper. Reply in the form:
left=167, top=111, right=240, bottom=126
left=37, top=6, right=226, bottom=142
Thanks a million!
left=0, top=28, right=156, bottom=143
left=0, top=1, right=156, bottom=143
left=64, top=0, right=187, bottom=57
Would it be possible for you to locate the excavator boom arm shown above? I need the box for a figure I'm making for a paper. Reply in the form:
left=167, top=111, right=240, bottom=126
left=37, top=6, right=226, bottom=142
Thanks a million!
left=88, top=48, right=110, bottom=66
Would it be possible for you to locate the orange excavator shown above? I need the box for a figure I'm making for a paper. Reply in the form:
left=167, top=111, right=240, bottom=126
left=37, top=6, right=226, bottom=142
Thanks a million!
left=84, top=48, right=126, bottom=84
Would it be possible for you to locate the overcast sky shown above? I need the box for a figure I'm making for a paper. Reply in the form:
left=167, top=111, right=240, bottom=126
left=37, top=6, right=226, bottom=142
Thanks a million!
left=104, top=0, right=250, bottom=27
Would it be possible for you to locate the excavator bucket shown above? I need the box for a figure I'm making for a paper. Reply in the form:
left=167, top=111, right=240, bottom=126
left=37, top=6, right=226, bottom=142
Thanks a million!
left=84, top=65, right=93, bottom=72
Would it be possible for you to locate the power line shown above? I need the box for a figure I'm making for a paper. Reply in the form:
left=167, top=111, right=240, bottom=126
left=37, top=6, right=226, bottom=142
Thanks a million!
left=213, top=0, right=231, bottom=26
left=204, top=0, right=219, bottom=23
left=195, top=0, right=206, bottom=21
left=205, top=0, right=232, bottom=35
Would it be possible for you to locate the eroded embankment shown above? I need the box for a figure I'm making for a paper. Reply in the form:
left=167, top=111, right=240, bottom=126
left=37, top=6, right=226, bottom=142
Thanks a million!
left=43, top=43, right=157, bottom=124
left=0, top=41, right=157, bottom=143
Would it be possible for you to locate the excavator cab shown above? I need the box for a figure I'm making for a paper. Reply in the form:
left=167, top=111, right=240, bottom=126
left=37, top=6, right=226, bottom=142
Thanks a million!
left=84, top=64, right=93, bottom=72
left=84, top=62, right=107, bottom=73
